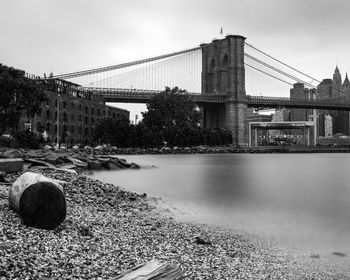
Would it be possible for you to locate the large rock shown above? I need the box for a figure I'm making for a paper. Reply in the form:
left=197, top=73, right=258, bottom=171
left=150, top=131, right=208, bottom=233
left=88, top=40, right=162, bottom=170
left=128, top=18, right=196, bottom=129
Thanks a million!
left=0, top=158, right=24, bottom=173
left=25, top=158, right=56, bottom=169
left=3, top=149, right=23, bottom=158
left=9, top=172, right=66, bottom=230
left=71, top=145, right=80, bottom=151
left=65, top=157, right=88, bottom=168
left=43, top=145, right=54, bottom=151
left=87, top=160, right=102, bottom=170
left=44, top=153, right=66, bottom=164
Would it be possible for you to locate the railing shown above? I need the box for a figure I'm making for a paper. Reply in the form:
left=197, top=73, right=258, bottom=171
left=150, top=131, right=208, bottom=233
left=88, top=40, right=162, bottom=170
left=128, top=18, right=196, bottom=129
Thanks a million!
left=83, top=87, right=227, bottom=103
left=81, top=87, right=350, bottom=109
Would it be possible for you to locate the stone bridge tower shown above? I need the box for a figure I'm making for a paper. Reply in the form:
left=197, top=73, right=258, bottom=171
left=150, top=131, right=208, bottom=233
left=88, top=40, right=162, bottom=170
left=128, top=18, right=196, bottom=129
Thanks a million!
left=200, top=35, right=248, bottom=146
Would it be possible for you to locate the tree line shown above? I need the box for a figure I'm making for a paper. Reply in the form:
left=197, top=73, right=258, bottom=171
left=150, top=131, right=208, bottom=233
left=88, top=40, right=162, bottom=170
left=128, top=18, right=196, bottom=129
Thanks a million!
left=0, top=63, right=232, bottom=148
left=94, top=87, right=232, bottom=147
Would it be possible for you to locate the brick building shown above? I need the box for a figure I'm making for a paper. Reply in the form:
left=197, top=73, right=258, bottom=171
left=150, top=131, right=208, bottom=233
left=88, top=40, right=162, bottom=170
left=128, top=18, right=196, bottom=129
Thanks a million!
left=25, top=78, right=129, bottom=146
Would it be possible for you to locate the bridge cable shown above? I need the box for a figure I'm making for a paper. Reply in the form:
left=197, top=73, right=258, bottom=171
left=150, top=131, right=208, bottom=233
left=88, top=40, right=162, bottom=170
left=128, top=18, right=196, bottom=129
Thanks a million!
left=245, top=53, right=316, bottom=88
left=52, top=46, right=201, bottom=80
left=245, top=63, right=294, bottom=86
left=244, top=42, right=321, bottom=84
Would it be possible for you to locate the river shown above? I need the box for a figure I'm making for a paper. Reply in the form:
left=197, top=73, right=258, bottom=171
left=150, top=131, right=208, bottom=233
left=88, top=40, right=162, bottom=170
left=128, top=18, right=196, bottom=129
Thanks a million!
left=91, top=153, right=350, bottom=264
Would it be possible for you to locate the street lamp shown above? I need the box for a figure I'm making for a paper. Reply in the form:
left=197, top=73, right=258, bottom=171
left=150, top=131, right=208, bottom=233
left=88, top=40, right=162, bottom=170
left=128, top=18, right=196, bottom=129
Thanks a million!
left=56, top=94, right=62, bottom=149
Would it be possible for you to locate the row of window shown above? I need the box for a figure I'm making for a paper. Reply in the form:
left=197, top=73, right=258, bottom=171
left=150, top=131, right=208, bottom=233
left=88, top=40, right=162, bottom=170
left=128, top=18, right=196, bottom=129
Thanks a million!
left=37, top=122, right=95, bottom=136
left=43, top=110, right=122, bottom=123
left=46, top=100, right=110, bottom=116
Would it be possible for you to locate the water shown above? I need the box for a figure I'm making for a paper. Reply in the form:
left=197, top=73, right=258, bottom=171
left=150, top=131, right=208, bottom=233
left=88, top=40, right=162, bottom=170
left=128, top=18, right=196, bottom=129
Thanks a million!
left=91, top=153, right=350, bottom=261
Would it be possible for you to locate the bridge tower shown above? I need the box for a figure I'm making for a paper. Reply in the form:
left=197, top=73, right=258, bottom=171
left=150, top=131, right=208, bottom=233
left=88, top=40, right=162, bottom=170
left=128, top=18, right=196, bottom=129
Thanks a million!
left=200, top=35, right=248, bottom=145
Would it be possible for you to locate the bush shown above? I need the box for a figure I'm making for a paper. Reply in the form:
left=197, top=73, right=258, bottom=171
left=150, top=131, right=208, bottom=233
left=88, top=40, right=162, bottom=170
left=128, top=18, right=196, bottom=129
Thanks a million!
left=13, top=130, right=39, bottom=149
left=0, top=136, right=14, bottom=148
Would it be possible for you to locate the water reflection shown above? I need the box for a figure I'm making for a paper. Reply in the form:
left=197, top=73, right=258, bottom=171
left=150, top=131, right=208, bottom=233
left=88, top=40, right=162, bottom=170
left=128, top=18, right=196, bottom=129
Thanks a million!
left=91, top=153, right=350, bottom=261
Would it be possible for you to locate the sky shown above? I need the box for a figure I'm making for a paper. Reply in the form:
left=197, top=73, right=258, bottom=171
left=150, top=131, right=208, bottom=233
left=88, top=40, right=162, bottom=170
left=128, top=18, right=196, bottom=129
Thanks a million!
left=1, top=0, right=350, bottom=121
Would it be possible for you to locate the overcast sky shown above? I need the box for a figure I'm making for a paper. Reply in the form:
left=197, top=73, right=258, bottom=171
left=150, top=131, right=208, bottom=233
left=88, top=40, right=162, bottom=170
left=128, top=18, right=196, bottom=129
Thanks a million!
left=1, top=0, right=350, bottom=120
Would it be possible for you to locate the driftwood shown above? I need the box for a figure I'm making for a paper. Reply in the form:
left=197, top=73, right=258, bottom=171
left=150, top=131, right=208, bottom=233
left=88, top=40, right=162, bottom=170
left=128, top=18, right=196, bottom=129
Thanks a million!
left=9, top=172, right=66, bottom=230
left=115, top=260, right=183, bottom=280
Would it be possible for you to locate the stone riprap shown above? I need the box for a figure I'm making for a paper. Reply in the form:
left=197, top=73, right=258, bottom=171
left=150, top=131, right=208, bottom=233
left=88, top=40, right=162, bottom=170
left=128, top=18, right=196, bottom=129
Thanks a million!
left=0, top=148, right=140, bottom=173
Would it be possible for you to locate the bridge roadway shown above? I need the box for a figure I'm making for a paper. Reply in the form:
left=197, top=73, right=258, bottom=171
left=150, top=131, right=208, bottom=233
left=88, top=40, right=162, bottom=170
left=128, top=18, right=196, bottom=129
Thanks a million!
left=83, top=87, right=350, bottom=111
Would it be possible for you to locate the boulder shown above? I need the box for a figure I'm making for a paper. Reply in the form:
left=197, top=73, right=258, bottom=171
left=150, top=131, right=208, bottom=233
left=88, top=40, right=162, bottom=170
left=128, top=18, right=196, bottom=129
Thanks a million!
left=117, top=158, right=132, bottom=168
left=107, top=162, right=120, bottom=170
left=3, top=149, right=23, bottom=158
left=84, top=146, right=93, bottom=152
left=129, top=162, right=141, bottom=169
left=43, top=145, right=54, bottom=151
left=9, top=172, right=66, bottom=230
left=0, top=172, right=9, bottom=183
left=65, top=157, right=88, bottom=168
left=87, top=160, right=102, bottom=170
left=71, top=145, right=80, bottom=151
left=24, top=158, right=56, bottom=169
left=94, top=145, right=104, bottom=150
left=0, top=158, right=24, bottom=173
left=57, top=164, right=77, bottom=170
left=44, top=153, right=66, bottom=165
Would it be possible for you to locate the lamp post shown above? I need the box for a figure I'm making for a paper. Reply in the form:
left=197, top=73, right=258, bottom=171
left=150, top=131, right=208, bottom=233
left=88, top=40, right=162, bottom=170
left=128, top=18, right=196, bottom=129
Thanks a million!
left=56, top=94, right=61, bottom=149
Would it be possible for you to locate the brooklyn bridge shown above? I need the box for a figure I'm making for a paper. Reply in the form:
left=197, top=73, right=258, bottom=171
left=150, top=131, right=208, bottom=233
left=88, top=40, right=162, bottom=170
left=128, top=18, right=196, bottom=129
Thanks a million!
left=48, top=35, right=349, bottom=145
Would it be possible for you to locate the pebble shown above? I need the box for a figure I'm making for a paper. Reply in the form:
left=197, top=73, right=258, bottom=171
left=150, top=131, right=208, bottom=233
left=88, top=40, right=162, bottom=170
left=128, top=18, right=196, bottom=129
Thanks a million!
left=0, top=170, right=349, bottom=279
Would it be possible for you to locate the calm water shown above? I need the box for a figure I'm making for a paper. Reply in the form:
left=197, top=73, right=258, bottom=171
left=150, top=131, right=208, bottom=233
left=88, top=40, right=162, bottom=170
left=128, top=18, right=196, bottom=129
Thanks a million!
left=91, top=153, right=350, bottom=260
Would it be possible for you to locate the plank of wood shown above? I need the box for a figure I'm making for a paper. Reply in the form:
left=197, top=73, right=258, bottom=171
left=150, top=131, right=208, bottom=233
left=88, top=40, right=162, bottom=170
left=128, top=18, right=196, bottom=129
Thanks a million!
left=115, top=259, right=183, bottom=280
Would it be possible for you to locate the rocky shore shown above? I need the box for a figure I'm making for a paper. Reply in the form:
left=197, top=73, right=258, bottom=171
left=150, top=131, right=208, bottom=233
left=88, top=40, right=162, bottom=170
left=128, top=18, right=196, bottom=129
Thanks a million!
left=0, top=146, right=141, bottom=175
left=1, top=168, right=350, bottom=279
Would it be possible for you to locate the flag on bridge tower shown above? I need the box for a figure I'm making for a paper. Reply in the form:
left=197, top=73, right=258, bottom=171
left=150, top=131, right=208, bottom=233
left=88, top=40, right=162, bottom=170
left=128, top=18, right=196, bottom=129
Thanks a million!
left=220, top=27, right=223, bottom=35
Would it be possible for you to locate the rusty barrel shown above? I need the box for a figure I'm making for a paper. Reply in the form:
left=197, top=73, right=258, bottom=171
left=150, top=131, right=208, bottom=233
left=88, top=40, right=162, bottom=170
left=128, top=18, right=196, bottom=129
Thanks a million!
left=9, top=172, right=66, bottom=230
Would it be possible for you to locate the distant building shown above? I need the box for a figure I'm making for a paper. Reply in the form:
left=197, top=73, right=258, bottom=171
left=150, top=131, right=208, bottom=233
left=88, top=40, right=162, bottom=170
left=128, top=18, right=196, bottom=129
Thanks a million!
left=324, top=114, right=333, bottom=137
left=272, top=108, right=290, bottom=122
left=289, top=83, right=314, bottom=122
left=22, top=78, right=129, bottom=146
left=317, top=66, right=350, bottom=136
left=247, top=108, right=273, bottom=123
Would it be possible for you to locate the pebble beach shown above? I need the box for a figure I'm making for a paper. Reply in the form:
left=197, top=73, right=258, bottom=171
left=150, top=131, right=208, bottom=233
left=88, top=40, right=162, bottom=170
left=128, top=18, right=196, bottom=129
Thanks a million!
left=1, top=168, right=350, bottom=279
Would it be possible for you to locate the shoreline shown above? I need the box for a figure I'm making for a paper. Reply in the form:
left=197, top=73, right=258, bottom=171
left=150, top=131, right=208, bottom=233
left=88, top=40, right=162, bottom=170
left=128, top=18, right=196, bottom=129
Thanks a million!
left=1, top=169, right=350, bottom=279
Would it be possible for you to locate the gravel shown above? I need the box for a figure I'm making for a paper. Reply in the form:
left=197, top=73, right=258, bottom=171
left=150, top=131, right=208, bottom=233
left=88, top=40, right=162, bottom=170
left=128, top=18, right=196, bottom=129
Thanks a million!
left=1, top=169, right=350, bottom=279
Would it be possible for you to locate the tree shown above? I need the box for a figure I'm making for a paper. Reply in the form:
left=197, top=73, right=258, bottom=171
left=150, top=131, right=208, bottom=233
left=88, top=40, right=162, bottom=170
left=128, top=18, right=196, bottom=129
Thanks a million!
left=142, top=87, right=201, bottom=146
left=93, top=117, right=131, bottom=147
left=0, top=64, right=47, bottom=134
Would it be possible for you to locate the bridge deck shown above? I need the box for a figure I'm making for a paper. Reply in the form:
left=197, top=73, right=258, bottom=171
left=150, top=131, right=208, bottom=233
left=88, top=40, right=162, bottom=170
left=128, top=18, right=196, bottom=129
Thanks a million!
left=83, top=87, right=350, bottom=110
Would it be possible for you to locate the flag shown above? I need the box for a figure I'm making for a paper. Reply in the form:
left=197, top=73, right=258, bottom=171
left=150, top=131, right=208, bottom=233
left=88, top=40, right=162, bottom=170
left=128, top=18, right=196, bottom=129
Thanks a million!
left=220, top=27, right=223, bottom=35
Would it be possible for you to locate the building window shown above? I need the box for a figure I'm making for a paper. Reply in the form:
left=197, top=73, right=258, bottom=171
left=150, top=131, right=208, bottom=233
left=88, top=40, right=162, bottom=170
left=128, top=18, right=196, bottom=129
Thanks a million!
left=63, top=101, right=67, bottom=110
left=91, top=118, right=95, bottom=125
left=91, top=108, right=95, bottom=115
left=85, top=116, right=89, bottom=124
left=63, top=112, right=68, bottom=122
left=85, top=106, right=89, bottom=114
left=97, top=109, right=100, bottom=116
